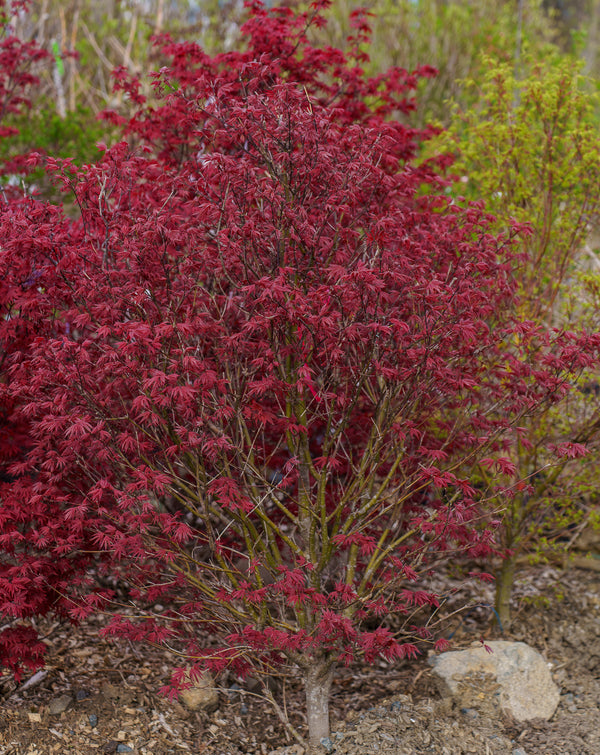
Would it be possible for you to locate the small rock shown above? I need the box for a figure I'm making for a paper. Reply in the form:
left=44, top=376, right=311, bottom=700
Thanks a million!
left=179, top=669, right=219, bottom=712
left=100, top=682, right=120, bottom=700
left=267, top=746, right=305, bottom=755
left=75, top=688, right=91, bottom=701
left=170, top=700, right=190, bottom=720
left=430, top=641, right=560, bottom=722
left=102, top=742, right=118, bottom=754
left=48, top=694, right=73, bottom=716
left=245, top=676, right=261, bottom=692
left=100, top=682, right=134, bottom=705
left=320, top=737, right=333, bottom=752
left=244, top=674, right=280, bottom=692
left=116, top=746, right=133, bottom=753
left=89, top=714, right=98, bottom=727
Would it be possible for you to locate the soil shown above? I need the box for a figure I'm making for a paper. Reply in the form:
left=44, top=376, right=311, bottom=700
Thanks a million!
left=1, top=561, right=599, bottom=755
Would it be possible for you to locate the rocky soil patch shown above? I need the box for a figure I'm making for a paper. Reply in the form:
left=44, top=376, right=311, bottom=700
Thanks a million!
left=0, top=563, right=599, bottom=754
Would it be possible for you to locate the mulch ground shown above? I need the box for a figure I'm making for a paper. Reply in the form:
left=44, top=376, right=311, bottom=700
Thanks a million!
left=1, top=560, right=599, bottom=754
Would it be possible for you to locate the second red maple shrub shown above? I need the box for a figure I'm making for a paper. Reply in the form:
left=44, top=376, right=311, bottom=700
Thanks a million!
left=0, top=0, right=90, bottom=679
left=0, top=1, right=584, bottom=747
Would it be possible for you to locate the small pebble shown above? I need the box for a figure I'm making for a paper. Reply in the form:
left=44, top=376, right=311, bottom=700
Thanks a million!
left=89, top=714, right=98, bottom=727
left=319, top=737, right=333, bottom=752
left=48, top=695, right=73, bottom=716
left=227, top=684, right=241, bottom=699
left=76, top=689, right=91, bottom=701
left=116, top=746, right=133, bottom=753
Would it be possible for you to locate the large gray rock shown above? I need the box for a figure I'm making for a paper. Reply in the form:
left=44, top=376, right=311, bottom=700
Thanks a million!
left=429, top=640, right=559, bottom=722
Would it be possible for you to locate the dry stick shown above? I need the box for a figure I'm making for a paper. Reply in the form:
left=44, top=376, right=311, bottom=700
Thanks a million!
left=8, top=669, right=48, bottom=700
left=68, top=3, right=80, bottom=112
left=262, top=684, right=307, bottom=749
left=36, top=0, right=49, bottom=46
left=124, top=9, right=138, bottom=72
left=282, top=678, right=291, bottom=743
left=59, top=6, right=67, bottom=55
left=80, top=20, right=114, bottom=71
left=154, top=0, right=165, bottom=37
left=52, top=5, right=67, bottom=118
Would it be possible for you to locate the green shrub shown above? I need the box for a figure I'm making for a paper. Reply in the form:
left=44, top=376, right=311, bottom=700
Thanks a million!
left=435, top=54, right=600, bottom=629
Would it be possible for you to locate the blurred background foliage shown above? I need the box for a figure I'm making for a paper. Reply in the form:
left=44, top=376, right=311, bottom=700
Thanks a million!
left=5, top=0, right=595, bottom=202
left=4, top=1, right=600, bottom=127
left=2, top=0, right=599, bottom=160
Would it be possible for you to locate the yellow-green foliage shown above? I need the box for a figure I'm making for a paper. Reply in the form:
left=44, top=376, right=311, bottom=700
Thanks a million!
left=435, top=54, right=600, bottom=626
left=439, top=54, right=600, bottom=320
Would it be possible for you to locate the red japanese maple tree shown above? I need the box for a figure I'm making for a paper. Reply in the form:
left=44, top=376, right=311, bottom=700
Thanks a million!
left=0, top=1, right=586, bottom=748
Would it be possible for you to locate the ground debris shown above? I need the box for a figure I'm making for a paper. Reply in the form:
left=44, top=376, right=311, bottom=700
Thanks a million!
left=1, top=566, right=599, bottom=753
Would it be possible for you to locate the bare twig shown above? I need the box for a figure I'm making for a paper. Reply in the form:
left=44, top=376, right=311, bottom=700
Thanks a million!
left=8, top=669, right=48, bottom=699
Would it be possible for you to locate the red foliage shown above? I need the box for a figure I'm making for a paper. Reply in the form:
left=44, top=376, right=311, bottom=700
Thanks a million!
left=0, top=1, right=75, bottom=678
left=0, top=0, right=47, bottom=465
left=0, top=2, right=597, bottom=739
left=0, top=1, right=47, bottom=151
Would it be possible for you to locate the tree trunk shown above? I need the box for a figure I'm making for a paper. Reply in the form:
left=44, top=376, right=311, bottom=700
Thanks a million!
left=495, top=552, right=517, bottom=632
left=304, top=662, right=334, bottom=752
